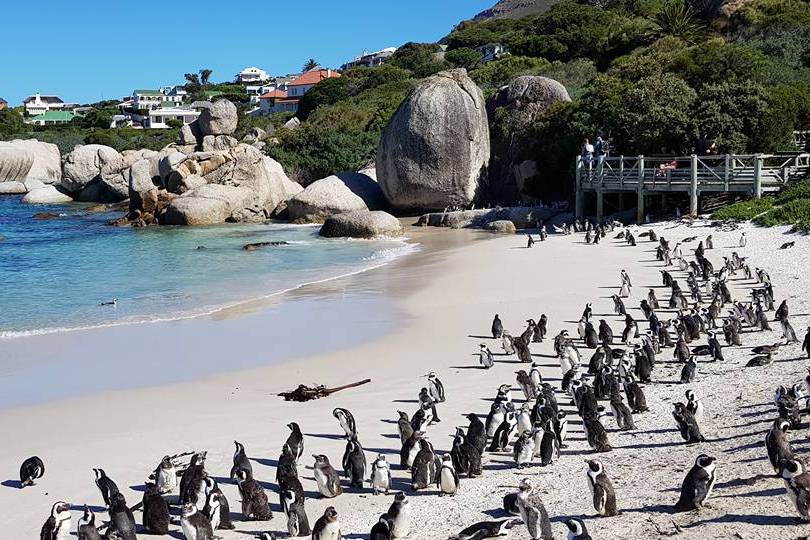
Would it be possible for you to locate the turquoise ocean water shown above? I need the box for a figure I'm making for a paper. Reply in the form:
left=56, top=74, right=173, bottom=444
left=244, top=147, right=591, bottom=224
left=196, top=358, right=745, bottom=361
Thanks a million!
left=0, top=196, right=414, bottom=339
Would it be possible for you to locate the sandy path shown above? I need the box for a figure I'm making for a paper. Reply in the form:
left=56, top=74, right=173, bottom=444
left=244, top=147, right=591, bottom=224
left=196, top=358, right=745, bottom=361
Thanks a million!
left=1, top=220, right=808, bottom=539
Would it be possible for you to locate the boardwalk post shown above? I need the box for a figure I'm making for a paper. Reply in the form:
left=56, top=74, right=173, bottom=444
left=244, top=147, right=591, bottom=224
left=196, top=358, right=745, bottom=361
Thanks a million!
left=724, top=154, right=730, bottom=191
left=575, top=156, right=583, bottom=218
left=753, top=154, right=763, bottom=198
left=636, top=155, right=644, bottom=224
left=689, top=154, right=698, bottom=216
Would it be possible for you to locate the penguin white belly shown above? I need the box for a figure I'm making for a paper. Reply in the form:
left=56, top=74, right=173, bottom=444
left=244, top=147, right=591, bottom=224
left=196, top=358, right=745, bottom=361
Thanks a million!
left=314, top=468, right=331, bottom=495
left=318, top=521, right=341, bottom=540
left=194, top=482, right=207, bottom=511
left=517, top=413, right=532, bottom=434
left=158, top=467, right=177, bottom=493
left=532, top=432, right=544, bottom=457
left=440, top=468, right=457, bottom=493
left=406, top=445, right=420, bottom=468
left=209, top=506, right=220, bottom=530
left=181, top=519, right=197, bottom=540
left=391, top=507, right=411, bottom=538
left=373, top=468, right=390, bottom=491
left=517, top=442, right=534, bottom=465
left=55, top=521, right=71, bottom=540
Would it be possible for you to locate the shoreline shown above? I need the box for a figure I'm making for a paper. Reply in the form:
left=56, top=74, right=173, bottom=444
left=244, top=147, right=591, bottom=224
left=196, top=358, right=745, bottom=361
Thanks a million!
left=2, top=221, right=809, bottom=538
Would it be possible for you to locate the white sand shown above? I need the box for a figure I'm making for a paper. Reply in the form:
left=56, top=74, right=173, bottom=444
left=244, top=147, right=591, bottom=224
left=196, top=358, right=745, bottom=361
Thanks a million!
left=1, top=220, right=809, bottom=539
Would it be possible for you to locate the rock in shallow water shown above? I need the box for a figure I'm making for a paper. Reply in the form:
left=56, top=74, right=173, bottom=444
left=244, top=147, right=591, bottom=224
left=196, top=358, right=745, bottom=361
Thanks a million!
left=22, top=185, right=73, bottom=204
left=319, top=210, right=403, bottom=239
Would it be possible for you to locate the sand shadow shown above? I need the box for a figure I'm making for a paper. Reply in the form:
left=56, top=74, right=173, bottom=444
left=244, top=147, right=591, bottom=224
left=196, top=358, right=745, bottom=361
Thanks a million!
left=1, top=480, right=23, bottom=489
left=468, top=335, right=495, bottom=339
left=686, top=513, right=800, bottom=527
left=251, top=457, right=278, bottom=468
left=305, top=433, right=346, bottom=440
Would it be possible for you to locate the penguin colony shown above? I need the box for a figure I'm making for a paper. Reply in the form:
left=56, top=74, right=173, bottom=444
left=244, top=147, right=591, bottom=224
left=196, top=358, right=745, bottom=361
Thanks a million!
left=23, top=219, right=810, bottom=539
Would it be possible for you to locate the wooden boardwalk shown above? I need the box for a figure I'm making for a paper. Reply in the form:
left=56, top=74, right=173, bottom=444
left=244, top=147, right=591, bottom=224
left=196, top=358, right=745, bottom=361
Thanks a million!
left=575, top=153, right=810, bottom=222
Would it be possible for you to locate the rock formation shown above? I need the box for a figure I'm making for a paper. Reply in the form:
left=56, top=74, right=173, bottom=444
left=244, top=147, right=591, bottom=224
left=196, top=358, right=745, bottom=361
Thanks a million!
left=0, top=140, right=62, bottom=192
left=319, top=210, right=404, bottom=239
left=376, top=68, right=490, bottom=211
left=286, top=171, right=387, bottom=223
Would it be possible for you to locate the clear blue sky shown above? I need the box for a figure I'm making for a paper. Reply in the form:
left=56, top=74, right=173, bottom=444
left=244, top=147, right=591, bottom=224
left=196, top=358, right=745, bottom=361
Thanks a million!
left=0, top=0, right=494, bottom=106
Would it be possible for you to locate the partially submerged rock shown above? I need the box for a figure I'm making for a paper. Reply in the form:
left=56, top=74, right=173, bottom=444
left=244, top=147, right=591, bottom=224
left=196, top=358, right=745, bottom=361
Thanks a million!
left=242, top=241, right=290, bottom=250
left=0, top=140, right=61, bottom=188
left=22, top=185, right=73, bottom=204
left=287, top=175, right=369, bottom=223
left=319, top=210, right=404, bottom=239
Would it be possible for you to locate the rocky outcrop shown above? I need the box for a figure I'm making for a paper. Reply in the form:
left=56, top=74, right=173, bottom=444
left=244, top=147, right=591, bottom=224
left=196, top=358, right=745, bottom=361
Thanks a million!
left=162, top=196, right=230, bottom=226
left=0, top=179, right=45, bottom=194
left=483, top=220, right=517, bottom=233
left=376, top=69, right=490, bottom=212
left=22, top=185, right=73, bottom=204
left=62, top=144, right=129, bottom=202
left=335, top=171, right=387, bottom=211
left=0, top=140, right=61, bottom=189
left=319, top=210, right=404, bottom=239
left=198, top=99, right=237, bottom=136
left=242, top=126, right=271, bottom=143
left=128, top=159, right=159, bottom=215
left=416, top=205, right=560, bottom=229
left=287, top=175, right=369, bottom=223
left=486, top=76, right=571, bottom=203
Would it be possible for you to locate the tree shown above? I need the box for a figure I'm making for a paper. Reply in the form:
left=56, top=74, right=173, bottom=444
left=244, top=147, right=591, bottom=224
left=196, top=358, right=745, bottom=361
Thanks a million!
left=0, top=108, right=25, bottom=137
left=297, top=77, right=350, bottom=120
left=76, top=108, right=114, bottom=129
left=184, top=72, right=201, bottom=93
left=445, top=47, right=483, bottom=69
left=199, top=68, right=213, bottom=85
left=303, top=58, right=318, bottom=72
left=656, top=1, right=705, bottom=44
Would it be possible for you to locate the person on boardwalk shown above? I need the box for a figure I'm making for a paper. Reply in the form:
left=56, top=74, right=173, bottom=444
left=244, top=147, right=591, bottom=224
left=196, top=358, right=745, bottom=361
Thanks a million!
left=582, top=139, right=594, bottom=168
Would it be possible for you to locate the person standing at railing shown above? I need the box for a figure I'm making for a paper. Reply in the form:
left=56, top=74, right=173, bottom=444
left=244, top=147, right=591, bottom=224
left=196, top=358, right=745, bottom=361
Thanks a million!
left=581, top=138, right=595, bottom=169
left=595, top=136, right=608, bottom=163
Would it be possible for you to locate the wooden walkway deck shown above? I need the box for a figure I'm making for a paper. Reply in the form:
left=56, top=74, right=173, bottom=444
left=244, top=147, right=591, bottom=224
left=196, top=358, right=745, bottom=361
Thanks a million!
left=574, top=153, right=810, bottom=222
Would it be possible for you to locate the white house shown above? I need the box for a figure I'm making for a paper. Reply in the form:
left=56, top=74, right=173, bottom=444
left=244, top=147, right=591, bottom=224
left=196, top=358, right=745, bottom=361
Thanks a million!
left=258, top=89, right=299, bottom=115
left=129, top=104, right=200, bottom=129
left=341, top=47, right=396, bottom=70
left=131, top=89, right=184, bottom=110
left=237, top=66, right=269, bottom=84
left=286, top=69, right=341, bottom=99
left=23, top=94, right=66, bottom=116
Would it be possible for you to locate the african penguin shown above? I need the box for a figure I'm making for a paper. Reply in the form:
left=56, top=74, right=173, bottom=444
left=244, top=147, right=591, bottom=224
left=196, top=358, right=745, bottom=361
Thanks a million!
left=780, top=459, right=810, bottom=520
left=333, top=407, right=358, bottom=439
left=76, top=506, right=101, bottom=540
left=284, top=422, right=304, bottom=462
left=19, top=456, right=44, bottom=487
left=92, top=468, right=120, bottom=508
left=371, top=454, right=392, bottom=495
left=154, top=455, right=177, bottom=494
left=107, top=491, right=136, bottom=540
left=492, top=314, right=504, bottom=339
left=438, top=454, right=460, bottom=495
left=564, top=517, right=593, bottom=540
left=283, top=491, right=310, bottom=537
left=397, top=411, right=414, bottom=445
left=674, top=454, right=716, bottom=512
left=451, top=519, right=516, bottom=539
left=585, top=459, right=618, bottom=516
left=387, top=492, right=411, bottom=538
left=516, top=478, right=554, bottom=540
left=230, top=440, right=253, bottom=481
left=142, top=482, right=170, bottom=534
left=766, top=418, right=794, bottom=474
left=370, top=514, right=394, bottom=540
left=342, top=436, right=367, bottom=488
left=40, top=501, right=70, bottom=540
left=234, top=468, right=273, bottom=520
left=411, top=439, right=439, bottom=491
left=513, top=431, right=535, bottom=469
left=312, top=454, right=343, bottom=498
left=180, top=502, right=214, bottom=540
left=203, top=481, right=235, bottom=530
left=466, top=413, right=488, bottom=455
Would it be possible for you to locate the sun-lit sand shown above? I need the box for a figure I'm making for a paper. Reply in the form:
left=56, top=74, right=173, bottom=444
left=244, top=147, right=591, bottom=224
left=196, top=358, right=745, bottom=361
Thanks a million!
left=1, top=219, right=809, bottom=539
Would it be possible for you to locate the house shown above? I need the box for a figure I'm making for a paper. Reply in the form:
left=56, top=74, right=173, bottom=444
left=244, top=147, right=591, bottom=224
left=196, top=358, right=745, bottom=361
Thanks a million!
left=129, top=103, right=200, bottom=129
left=131, top=89, right=184, bottom=111
left=0, top=98, right=7, bottom=110
left=258, top=89, right=299, bottom=115
left=26, top=110, right=79, bottom=125
left=109, top=114, right=134, bottom=129
left=475, top=43, right=509, bottom=63
left=237, top=66, right=269, bottom=84
left=286, top=69, right=341, bottom=99
left=341, top=47, right=396, bottom=70
left=23, top=94, right=66, bottom=116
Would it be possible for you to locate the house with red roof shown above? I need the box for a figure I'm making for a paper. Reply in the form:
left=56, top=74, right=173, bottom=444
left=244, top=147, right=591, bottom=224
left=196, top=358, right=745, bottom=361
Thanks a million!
left=258, top=88, right=299, bottom=115
left=256, top=68, right=341, bottom=115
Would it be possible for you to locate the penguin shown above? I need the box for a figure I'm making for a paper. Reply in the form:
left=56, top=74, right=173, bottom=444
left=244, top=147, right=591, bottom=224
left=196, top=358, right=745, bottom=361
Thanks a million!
left=672, top=402, right=705, bottom=443
left=585, top=459, right=618, bottom=516
left=582, top=410, right=612, bottom=453
left=555, top=410, right=568, bottom=448
left=397, top=411, right=413, bottom=445
left=180, top=502, right=214, bottom=540
left=598, top=320, right=614, bottom=345
left=93, top=467, right=120, bottom=507
left=766, top=418, right=794, bottom=474
left=142, top=482, right=170, bottom=534
left=479, top=343, right=495, bottom=368
left=230, top=440, right=253, bottom=480
left=739, top=232, right=746, bottom=247
left=516, top=370, right=535, bottom=401
left=584, top=322, right=599, bottom=348
left=333, top=408, right=358, bottom=439
left=612, top=295, right=626, bottom=316
left=451, top=519, right=515, bottom=539
left=40, top=501, right=70, bottom=540
left=674, top=454, right=716, bottom=512
left=387, top=492, right=411, bottom=539
left=370, top=514, right=394, bottom=540
left=20, top=456, right=44, bottom=487
left=284, top=491, right=311, bottom=537
left=513, top=431, right=535, bottom=469
left=502, top=332, right=516, bottom=355
left=465, top=413, right=487, bottom=456
left=368, top=454, right=392, bottom=495
left=492, top=314, right=504, bottom=339
left=648, top=289, right=660, bottom=309
left=538, top=314, right=548, bottom=340
left=516, top=402, right=533, bottom=434
left=285, top=422, right=304, bottom=461
left=203, top=479, right=235, bottom=530
left=179, top=453, right=207, bottom=509
left=532, top=420, right=559, bottom=466
left=564, top=517, right=593, bottom=540
left=427, top=372, right=446, bottom=403
left=342, top=436, right=367, bottom=489
left=680, top=356, right=697, bottom=383
left=609, top=389, right=635, bottom=431
left=400, top=430, right=424, bottom=470
left=780, top=459, right=810, bottom=521
left=514, top=338, right=532, bottom=364
left=312, top=454, right=343, bottom=498
left=489, top=410, right=517, bottom=452
left=108, top=491, right=136, bottom=540
left=485, top=402, right=506, bottom=439
left=516, top=478, right=554, bottom=540
left=504, top=492, right=520, bottom=515
left=276, top=443, right=300, bottom=491
left=685, top=389, right=704, bottom=420
left=76, top=506, right=101, bottom=540
left=234, top=468, right=273, bottom=520
left=746, top=352, right=773, bottom=367
left=154, top=455, right=177, bottom=494
left=411, top=439, right=439, bottom=491
left=438, top=454, right=460, bottom=495
left=451, top=428, right=482, bottom=477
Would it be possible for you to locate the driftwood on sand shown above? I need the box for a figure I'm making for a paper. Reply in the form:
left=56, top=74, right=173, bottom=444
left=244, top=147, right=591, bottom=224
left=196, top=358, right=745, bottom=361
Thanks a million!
left=278, top=379, right=372, bottom=402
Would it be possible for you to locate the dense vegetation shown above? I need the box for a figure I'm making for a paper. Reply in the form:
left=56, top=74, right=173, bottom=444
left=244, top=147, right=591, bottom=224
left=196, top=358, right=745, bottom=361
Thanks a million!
left=711, top=179, right=810, bottom=231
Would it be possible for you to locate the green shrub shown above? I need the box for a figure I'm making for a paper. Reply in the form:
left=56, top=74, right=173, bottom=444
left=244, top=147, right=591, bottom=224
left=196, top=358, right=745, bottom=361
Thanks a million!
left=753, top=198, right=810, bottom=226
left=711, top=196, right=774, bottom=220
left=776, top=179, right=810, bottom=203
left=470, top=56, right=550, bottom=89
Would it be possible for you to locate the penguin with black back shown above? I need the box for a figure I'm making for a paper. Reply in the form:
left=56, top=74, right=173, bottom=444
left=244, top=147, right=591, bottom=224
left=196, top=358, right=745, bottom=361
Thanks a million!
left=284, top=422, right=304, bottom=462
left=20, top=456, right=44, bottom=488
left=142, top=482, right=170, bottom=534
left=230, top=440, right=253, bottom=481
left=76, top=506, right=101, bottom=540
left=108, top=491, right=137, bottom=540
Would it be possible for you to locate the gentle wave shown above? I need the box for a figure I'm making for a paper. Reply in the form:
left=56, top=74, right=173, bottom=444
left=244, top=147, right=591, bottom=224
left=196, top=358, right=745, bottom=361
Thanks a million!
left=0, top=240, right=419, bottom=340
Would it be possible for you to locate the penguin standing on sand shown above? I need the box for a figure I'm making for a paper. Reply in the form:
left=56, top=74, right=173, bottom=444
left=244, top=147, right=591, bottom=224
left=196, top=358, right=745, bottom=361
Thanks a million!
left=427, top=372, right=446, bottom=403
left=342, top=436, right=367, bottom=489
left=388, top=492, right=411, bottom=538
left=285, top=423, right=304, bottom=462
left=681, top=356, right=698, bottom=383
left=411, top=439, right=439, bottom=491
left=76, top=506, right=101, bottom=540
left=766, top=418, right=794, bottom=473
left=180, top=502, right=214, bottom=540
left=585, top=459, right=618, bottom=516
left=673, top=402, right=705, bottom=443
left=203, top=478, right=235, bottom=530
left=533, top=420, right=559, bottom=466
left=313, top=454, right=343, bottom=498
left=333, top=408, right=358, bottom=439
left=276, top=444, right=300, bottom=494
left=451, top=428, right=482, bottom=477
left=312, top=506, right=341, bottom=540
left=283, top=491, right=310, bottom=537
left=19, top=456, right=44, bottom=487
left=438, top=454, right=460, bottom=495
left=685, top=389, right=704, bottom=420
left=485, top=402, right=506, bottom=439
left=492, top=314, right=504, bottom=338
left=40, top=501, right=71, bottom=540
left=93, top=468, right=120, bottom=507
left=179, top=453, right=207, bottom=509
left=609, top=389, right=635, bottom=431
left=514, top=431, right=535, bottom=469
left=154, top=455, right=177, bottom=494
left=466, top=413, right=487, bottom=456
left=371, top=454, right=392, bottom=495
left=397, top=411, right=413, bottom=445
left=370, top=515, right=394, bottom=540
left=780, top=459, right=810, bottom=520
left=108, top=492, right=136, bottom=540
left=230, top=440, right=253, bottom=480
left=234, top=468, right=273, bottom=520
left=564, top=517, right=592, bottom=540
left=142, top=482, right=170, bottom=534
left=479, top=344, right=495, bottom=369
left=400, top=431, right=423, bottom=470
left=489, top=410, right=517, bottom=452
left=516, top=478, right=554, bottom=540
left=674, top=454, right=716, bottom=511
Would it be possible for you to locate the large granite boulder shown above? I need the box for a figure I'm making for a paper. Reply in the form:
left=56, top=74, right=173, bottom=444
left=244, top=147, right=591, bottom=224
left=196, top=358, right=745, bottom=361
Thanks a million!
left=198, top=99, right=237, bottom=136
left=483, top=220, right=517, bottom=234
left=335, top=171, right=387, bottom=211
left=62, top=144, right=129, bottom=201
left=287, top=175, right=369, bottom=223
left=486, top=76, right=571, bottom=203
left=128, top=159, right=159, bottom=215
left=161, top=197, right=229, bottom=226
left=319, top=210, right=404, bottom=239
left=0, top=140, right=62, bottom=189
left=376, top=68, right=490, bottom=211
left=22, top=185, right=73, bottom=204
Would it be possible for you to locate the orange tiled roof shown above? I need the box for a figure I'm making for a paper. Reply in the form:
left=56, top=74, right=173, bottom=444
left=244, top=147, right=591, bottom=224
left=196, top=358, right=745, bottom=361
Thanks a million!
left=259, top=89, right=288, bottom=100
left=288, top=69, right=340, bottom=87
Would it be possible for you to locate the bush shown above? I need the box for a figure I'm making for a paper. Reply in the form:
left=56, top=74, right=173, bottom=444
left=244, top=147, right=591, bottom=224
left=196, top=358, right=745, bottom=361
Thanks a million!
left=470, top=56, right=550, bottom=90
left=387, top=43, right=449, bottom=78
left=776, top=179, right=810, bottom=203
left=711, top=196, right=774, bottom=220
left=753, top=198, right=810, bottom=227
left=446, top=47, right=484, bottom=69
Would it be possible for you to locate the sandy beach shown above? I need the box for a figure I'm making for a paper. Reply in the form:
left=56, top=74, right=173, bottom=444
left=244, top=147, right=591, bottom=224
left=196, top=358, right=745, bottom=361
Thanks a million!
left=2, top=219, right=810, bottom=539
